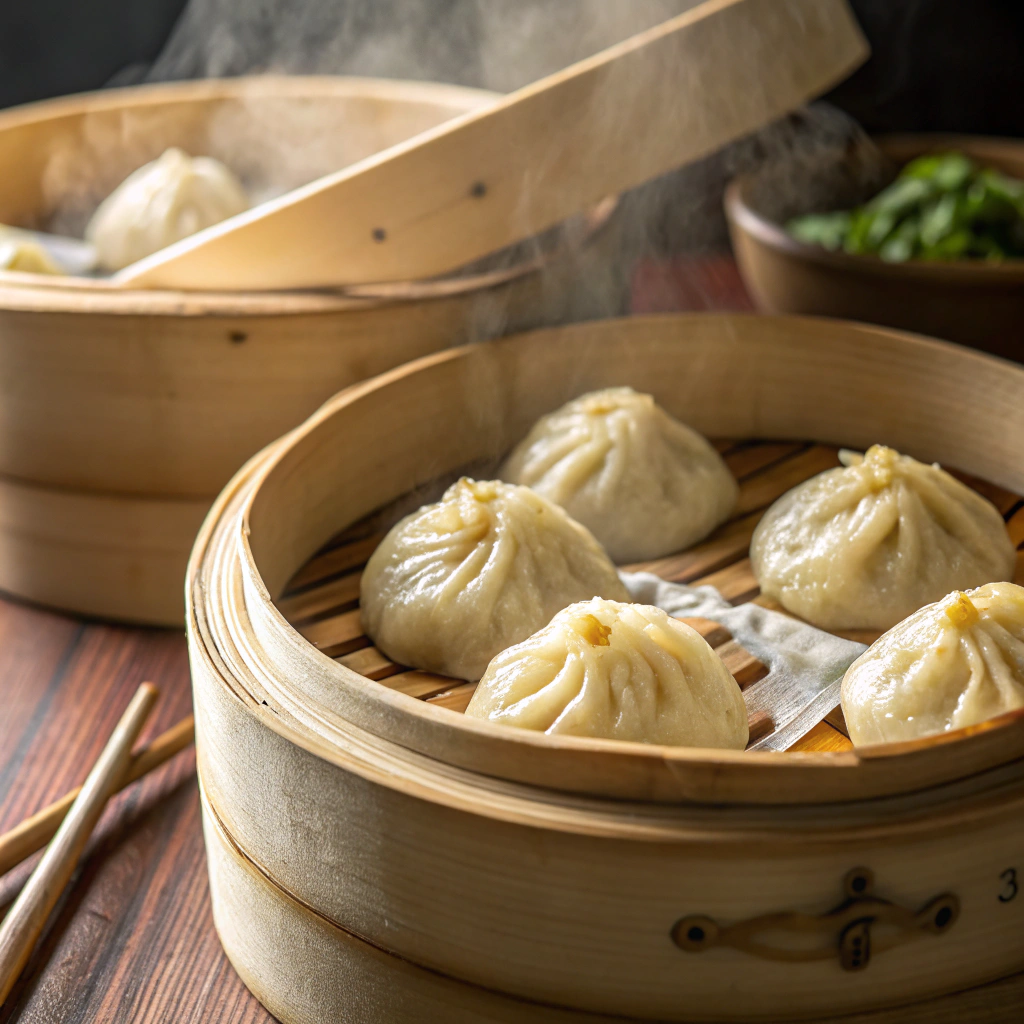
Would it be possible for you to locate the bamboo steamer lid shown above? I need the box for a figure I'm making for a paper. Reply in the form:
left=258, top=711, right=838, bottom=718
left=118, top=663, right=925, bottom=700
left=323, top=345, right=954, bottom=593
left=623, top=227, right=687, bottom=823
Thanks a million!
left=188, top=314, right=1024, bottom=1021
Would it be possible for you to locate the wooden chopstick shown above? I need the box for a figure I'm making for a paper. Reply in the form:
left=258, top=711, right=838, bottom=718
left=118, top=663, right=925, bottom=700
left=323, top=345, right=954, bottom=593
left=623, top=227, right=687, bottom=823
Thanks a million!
left=0, top=715, right=195, bottom=879
left=0, top=683, right=158, bottom=1005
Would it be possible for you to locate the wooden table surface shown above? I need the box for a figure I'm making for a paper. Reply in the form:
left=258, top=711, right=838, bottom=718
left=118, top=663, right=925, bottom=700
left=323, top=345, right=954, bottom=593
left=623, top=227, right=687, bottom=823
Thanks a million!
left=0, top=257, right=749, bottom=1023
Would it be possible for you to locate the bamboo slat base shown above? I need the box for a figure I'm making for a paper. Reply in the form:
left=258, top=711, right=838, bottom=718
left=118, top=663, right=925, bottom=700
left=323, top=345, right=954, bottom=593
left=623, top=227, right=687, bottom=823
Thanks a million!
left=276, top=439, right=1024, bottom=755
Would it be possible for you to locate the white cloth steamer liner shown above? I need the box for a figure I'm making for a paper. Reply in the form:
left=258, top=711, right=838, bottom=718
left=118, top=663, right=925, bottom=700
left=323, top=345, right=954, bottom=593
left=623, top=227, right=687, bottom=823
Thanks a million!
left=622, top=572, right=867, bottom=750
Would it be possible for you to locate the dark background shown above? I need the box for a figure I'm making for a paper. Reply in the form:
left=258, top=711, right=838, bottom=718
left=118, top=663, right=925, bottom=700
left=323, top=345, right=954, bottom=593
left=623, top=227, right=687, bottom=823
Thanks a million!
left=2, top=0, right=1023, bottom=137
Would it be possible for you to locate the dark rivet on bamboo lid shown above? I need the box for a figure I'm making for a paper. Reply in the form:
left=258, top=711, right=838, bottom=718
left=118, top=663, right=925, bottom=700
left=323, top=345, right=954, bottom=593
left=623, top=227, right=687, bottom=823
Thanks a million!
left=229, top=330, right=248, bottom=344
left=372, top=228, right=387, bottom=242
left=844, top=867, right=874, bottom=898
left=470, top=181, right=487, bottom=198
left=671, top=915, right=718, bottom=952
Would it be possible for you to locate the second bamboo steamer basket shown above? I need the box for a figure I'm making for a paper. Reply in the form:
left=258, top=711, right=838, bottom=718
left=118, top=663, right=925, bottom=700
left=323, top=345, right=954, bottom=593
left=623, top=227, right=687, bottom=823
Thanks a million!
left=188, top=314, right=1024, bottom=1022
left=0, top=76, right=624, bottom=624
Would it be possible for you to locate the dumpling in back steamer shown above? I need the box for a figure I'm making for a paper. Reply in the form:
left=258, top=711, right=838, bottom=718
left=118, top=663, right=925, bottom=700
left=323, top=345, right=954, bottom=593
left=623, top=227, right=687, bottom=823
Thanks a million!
left=842, top=583, right=1024, bottom=745
left=360, top=479, right=628, bottom=682
left=86, top=148, right=249, bottom=271
left=0, top=235, right=63, bottom=275
left=466, top=597, right=748, bottom=750
left=750, top=445, right=1016, bottom=632
left=500, top=388, right=738, bottom=563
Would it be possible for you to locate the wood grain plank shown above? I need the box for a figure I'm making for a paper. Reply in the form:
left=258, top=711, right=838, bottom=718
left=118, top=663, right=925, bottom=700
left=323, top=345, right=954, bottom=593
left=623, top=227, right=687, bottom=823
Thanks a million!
left=283, top=533, right=381, bottom=595
left=694, top=558, right=760, bottom=605
left=2, top=779, right=272, bottom=1024
left=0, top=599, right=275, bottom=1024
left=426, top=684, right=478, bottom=713
left=335, top=646, right=401, bottom=682
left=278, top=569, right=361, bottom=624
left=825, top=705, right=850, bottom=738
left=746, top=711, right=775, bottom=746
left=947, top=469, right=1022, bottom=516
left=624, top=509, right=762, bottom=584
left=379, top=672, right=459, bottom=701
left=723, top=441, right=808, bottom=481
left=0, top=613, right=84, bottom=818
left=0, top=627, right=190, bottom=837
left=677, top=617, right=732, bottom=649
left=753, top=595, right=882, bottom=646
left=734, top=445, right=840, bottom=517
left=715, top=640, right=768, bottom=689
left=788, top=721, right=854, bottom=753
left=297, top=609, right=366, bottom=658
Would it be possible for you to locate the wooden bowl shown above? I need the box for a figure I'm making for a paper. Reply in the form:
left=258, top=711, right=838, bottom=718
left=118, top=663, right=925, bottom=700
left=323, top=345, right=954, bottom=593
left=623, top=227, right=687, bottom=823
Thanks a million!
left=725, top=134, right=1024, bottom=362
left=0, top=77, right=624, bottom=624
left=188, top=313, right=1024, bottom=1022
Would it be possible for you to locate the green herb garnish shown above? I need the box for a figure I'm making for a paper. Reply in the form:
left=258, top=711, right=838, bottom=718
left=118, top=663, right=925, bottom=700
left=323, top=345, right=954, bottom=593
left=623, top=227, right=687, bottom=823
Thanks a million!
left=787, top=152, right=1024, bottom=263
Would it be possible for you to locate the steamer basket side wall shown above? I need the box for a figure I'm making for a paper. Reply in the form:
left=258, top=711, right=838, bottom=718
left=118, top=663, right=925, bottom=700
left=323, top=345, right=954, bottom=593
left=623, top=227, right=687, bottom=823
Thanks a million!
left=201, top=799, right=1024, bottom=1024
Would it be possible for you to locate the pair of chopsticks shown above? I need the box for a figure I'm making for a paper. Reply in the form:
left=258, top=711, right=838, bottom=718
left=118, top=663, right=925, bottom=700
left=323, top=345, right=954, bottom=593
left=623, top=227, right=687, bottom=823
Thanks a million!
left=0, top=685, right=195, bottom=1004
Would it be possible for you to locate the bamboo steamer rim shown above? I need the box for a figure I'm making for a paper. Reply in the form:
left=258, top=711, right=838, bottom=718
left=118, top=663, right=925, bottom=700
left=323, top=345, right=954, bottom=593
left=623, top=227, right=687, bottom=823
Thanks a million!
left=725, top=133, right=1024, bottom=286
left=0, top=74, right=617, bottom=313
left=191, top=313, right=1024, bottom=805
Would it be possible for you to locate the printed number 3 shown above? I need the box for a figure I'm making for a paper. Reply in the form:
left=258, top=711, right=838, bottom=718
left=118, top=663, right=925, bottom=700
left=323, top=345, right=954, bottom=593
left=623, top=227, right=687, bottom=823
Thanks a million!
left=999, top=868, right=1018, bottom=903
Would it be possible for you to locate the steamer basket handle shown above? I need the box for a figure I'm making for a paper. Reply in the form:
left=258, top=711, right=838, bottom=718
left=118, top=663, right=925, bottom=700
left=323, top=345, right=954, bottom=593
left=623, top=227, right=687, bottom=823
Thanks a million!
left=671, top=868, right=959, bottom=972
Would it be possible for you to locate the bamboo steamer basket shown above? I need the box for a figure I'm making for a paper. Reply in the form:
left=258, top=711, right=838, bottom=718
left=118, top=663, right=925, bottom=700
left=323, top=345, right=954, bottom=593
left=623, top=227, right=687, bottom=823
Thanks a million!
left=0, top=76, right=624, bottom=625
left=188, top=314, right=1024, bottom=1022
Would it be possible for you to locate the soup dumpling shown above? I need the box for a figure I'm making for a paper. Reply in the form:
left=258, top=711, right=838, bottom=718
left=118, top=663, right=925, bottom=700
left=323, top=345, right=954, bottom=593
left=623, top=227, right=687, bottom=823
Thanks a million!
left=500, top=387, right=737, bottom=563
left=360, top=479, right=629, bottom=682
left=86, top=147, right=249, bottom=271
left=0, top=235, right=63, bottom=275
left=751, top=445, right=1016, bottom=631
left=841, top=583, right=1024, bottom=745
left=466, top=597, right=749, bottom=749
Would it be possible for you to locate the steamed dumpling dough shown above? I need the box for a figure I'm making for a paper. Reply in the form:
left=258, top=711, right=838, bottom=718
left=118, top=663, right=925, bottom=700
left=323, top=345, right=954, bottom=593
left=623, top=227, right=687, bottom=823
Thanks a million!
left=842, top=584, right=1024, bottom=745
left=0, top=235, right=63, bottom=274
left=750, top=445, right=1016, bottom=631
left=86, top=147, right=249, bottom=271
left=360, top=478, right=629, bottom=681
left=466, top=598, right=749, bottom=749
left=500, top=388, right=738, bottom=563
